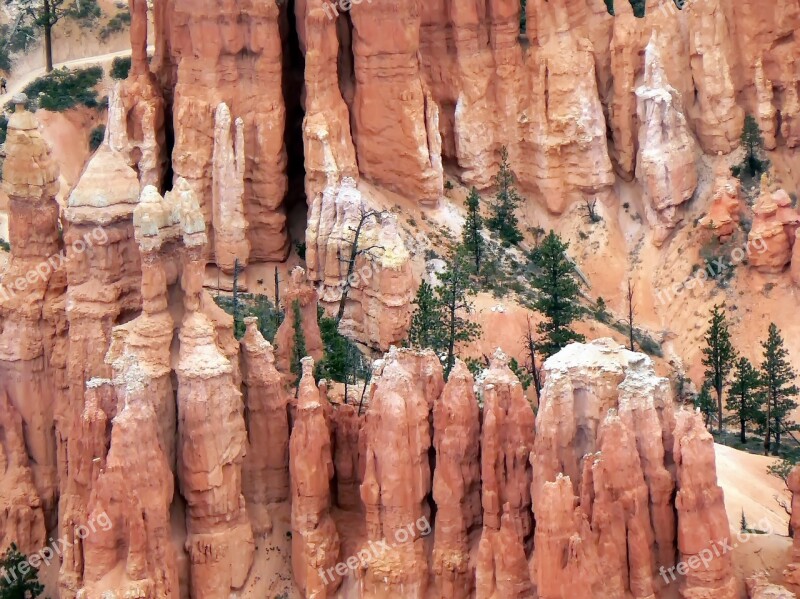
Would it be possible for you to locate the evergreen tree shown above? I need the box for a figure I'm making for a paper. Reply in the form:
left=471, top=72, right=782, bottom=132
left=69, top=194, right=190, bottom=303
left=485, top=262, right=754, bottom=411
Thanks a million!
left=487, top=146, right=524, bottom=246
left=726, top=357, right=763, bottom=444
left=407, top=281, right=444, bottom=353
left=438, top=248, right=482, bottom=378
left=760, top=323, right=799, bottom=454
left=12, top=0, right=101, bottom=72
left=530, top=230, right=585, bottom=358
left=732, top=115, right=770, bottom=180
left=701, top=304, right=737, bottom=435
left=694, top=382, right=715, bottom=431
left=290, top=299, right=307, bottom=387
left=462, top=187, right=485, bottom=274
left=0, top=542, right=44, bottom=599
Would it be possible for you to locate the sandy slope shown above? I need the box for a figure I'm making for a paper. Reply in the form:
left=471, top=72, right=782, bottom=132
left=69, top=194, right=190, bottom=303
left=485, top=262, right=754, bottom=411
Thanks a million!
left=716, top=443, right=791, bottom=536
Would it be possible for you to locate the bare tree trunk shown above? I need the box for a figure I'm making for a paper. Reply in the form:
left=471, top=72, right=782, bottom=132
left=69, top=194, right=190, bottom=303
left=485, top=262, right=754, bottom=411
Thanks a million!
left=765, top=390, right=772, bottom=455
left=43, top=17, right=53, bottom=72
left=626, top=279, right=635, bottom=352
left=335, top=207, right=382, bottom=325
left=274, top=266, right=280, bottom=310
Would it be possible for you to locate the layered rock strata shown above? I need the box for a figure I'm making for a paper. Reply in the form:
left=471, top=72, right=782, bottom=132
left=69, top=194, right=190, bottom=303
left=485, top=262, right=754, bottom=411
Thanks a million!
left=305, top=178, right=413, bottom=350
left=158, top=0, right=289, bottom=260
left=748, top=186, right=800, bottom=273
left=176, top=309, right=254, bottom=598
left=0, top=98, right=64, bottom=529
left=240, top=317, right=290, bottom=534
left=289, top=357, right=341, bottom=598
left=359, top=348, right=443, bottom=598
left=635, top=35, right=699, bottom=245
left=432, top=361, right=481, bottom=599
left=273, top=267, right=324, bottom=380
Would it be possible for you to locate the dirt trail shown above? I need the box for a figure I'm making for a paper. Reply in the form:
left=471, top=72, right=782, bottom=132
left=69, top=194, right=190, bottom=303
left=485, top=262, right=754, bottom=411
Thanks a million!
left=1, top=47, right=151, bottom=108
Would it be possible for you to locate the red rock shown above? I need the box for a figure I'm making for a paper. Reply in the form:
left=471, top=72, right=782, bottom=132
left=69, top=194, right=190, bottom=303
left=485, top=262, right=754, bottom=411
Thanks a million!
left=0, top=97, right=64, bottom=528
left=783, top=465, right=800, bottom=585
left=700, top=168, right=742, bottom=241
left=177, top=310, right=254, bottom=598
left=289, top=357, right=341, bottom=597
left=432, top=360, right=481, bottom=598
left=273, top=267, right=324, bottom=381
left=305, top=178, right=413, bottom=350
left=748, top=187, right=800, bottom=273
left=240, top=317, right=290, bottom=533
left=673, top=409, right=737, bottom=599
left=359, top=348, right=441, bottom=597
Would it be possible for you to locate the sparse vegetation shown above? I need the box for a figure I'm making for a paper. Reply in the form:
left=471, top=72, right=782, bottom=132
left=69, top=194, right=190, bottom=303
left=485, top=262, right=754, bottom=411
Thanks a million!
left=0, top=238, right=9, bottom=252
left=99, top=8, right=132, bottom=40
left=694, top=382, right=715, bottom=431
left=315, top=310, right=370, bottom=396
left=213, top=293, right=283, bottom=343
left=110, top=55, right=131, bottom=80
left=407, top=247, right=482, bottom=379
left=487, top=146, right=524, bottom=246
left=20, top=66, right=103, bottom=112
left=11, top=0, right=103, bottom=71
left=726, top=357, right=764, bottom=444
left=529, top=231, right=585, bottom=358
left=760, top=323, right=799, bottom=455
left=731, top=115, right=770, bottom=184
left=0, top=114, right=7, bottom=145
left=462, top=187, right=485, bottom=274
left=88, top=124, right=105, bottom=151
left=0, top=542, right=44, bottom=599
left=702, top=304, right=737, bottom=434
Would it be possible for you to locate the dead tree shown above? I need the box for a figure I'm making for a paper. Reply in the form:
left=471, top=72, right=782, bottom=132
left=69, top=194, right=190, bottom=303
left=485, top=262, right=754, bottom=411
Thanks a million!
left=626, top=278, right=636, bottom=352
left=523, top=315, right=543, bottom=399
left=582, top=197, right=601, bottom=223
left=334, top=204, right=385, bottom=325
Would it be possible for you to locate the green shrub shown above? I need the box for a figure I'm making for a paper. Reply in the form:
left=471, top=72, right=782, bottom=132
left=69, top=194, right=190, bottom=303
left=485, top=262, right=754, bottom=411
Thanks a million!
left=0, top=114, right=8, bottom=146
left=110, top=56, right=131, bottom=80
left=0, top=238, right=10, bottom=252
left=213, top=293, right=283, bottom=343
left=100, top=10, right=132, bottom=40
left=22, top=66, right=104, bottom=112
left=89, top=125, right=106, bottom=151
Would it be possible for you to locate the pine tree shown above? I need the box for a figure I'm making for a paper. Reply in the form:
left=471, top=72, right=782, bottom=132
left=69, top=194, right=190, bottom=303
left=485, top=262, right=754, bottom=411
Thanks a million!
left=487, top=146, right=524, bottom=246
left=437, top=248, right=482, bottom=378
left=530, top=231, right=585, bottom=358
left=726, top=357, right=763, bottom=444
left=701, top=304, right=737, bottom=435
left=407, top=281, right=444, bottom=352
left=732, top=115, right=770, bottom=180
left=0, top=542, right=44, bottom=599
left=760, top=323, right=799, bottom=455
left=13, top=0, right=100, bottom=72
left=694, top=382, right=715, bottom=431
left=290, top=299, right=307, bottom=387
left=462, top=187, right=485, bottom=274
left=407, top=250, right=481, bottom=378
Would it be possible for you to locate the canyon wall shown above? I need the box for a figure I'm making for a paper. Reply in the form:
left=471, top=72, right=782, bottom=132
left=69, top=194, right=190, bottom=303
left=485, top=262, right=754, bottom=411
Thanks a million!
left=140, top=0, right=800, bottom=280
